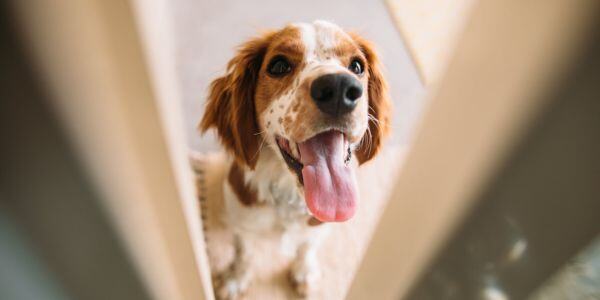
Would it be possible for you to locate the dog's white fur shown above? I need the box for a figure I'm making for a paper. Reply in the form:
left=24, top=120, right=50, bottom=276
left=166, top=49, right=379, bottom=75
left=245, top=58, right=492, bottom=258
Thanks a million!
left=219, top=149, right=330, bottom=299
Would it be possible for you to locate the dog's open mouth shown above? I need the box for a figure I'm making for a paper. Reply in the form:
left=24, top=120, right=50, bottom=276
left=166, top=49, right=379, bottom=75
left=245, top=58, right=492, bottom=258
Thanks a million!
left=275, top=130, right=357, bottom=222
left=275, top=136, right=305, bottom=185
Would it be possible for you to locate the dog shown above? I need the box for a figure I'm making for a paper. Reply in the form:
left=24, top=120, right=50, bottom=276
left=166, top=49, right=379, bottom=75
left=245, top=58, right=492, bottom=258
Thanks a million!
left=199, top=20, right=391, bottom=299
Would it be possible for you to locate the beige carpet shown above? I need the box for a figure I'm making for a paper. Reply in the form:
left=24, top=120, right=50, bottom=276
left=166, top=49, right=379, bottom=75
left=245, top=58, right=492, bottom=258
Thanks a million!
left=193, top=146, right=405, bottom=299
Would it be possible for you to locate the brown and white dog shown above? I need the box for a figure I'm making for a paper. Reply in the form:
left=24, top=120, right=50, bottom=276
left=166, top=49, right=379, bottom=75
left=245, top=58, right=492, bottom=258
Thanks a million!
left=200, top=20, right=391, bottom=299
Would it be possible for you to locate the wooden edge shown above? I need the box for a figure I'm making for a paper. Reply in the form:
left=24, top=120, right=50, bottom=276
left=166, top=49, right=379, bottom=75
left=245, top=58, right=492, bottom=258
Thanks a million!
left=129, top=1, right=214, bottom=299
left=11, top=1, right=213, bottom=299
left=383, top=0, right=427, bottom=85
left=347, top=0, right=598, bottom=299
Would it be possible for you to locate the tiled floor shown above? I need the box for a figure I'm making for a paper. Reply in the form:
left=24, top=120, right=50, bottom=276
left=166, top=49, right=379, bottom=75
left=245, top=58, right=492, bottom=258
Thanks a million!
left=170, top=0, right=425, bottom=152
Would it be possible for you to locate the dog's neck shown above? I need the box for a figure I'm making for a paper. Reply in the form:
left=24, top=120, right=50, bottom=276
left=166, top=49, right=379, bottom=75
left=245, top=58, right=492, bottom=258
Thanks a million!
left=244, top=146, right=309, bottom=219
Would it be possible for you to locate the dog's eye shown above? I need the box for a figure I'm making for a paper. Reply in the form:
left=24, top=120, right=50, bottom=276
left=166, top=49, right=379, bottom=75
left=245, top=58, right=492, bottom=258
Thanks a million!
left=348, top=59, right=364, bottom=75
left=267, top=56, right=292, bottom=76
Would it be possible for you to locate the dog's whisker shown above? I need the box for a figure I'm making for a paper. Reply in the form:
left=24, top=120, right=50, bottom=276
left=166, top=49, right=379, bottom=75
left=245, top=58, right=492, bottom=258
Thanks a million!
left=366, top=125, right=374, bottom=156
left=251, top=130, right=269, bottom=161
left=368, top=113, right=381, bottom=127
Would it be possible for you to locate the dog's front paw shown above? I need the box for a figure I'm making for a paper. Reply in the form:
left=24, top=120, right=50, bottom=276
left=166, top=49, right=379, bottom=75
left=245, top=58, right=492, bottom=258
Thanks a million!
left=214, top=271, right=250, bottom=300
left=289, top=259, right=320, bottom=297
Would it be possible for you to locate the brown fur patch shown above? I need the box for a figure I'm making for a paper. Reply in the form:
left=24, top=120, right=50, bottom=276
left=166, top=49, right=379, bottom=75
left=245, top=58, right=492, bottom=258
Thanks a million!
left=228, top=162, right=259, bottom=206
left=349, top=32, right=392, bottom=164
left=283, top=80, right=318, bottom=142
left=255, top=26, right=306, bottom=117
left=334, top=31, right=365, bottom=67
left=199, top=31, right=278, bottom=169
left=307, top=217, right=323, bottom=226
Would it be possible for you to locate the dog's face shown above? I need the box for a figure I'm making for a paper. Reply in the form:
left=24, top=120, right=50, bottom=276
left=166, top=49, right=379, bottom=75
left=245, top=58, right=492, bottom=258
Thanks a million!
left=201, top=21, right=391, bottom=222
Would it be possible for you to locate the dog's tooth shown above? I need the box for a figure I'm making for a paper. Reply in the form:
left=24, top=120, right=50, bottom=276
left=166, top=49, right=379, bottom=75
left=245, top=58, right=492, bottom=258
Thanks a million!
left=291, top=142, right=300, bottom=160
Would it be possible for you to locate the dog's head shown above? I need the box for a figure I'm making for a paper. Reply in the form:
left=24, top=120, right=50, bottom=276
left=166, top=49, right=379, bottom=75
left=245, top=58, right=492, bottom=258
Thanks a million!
left=200, top=20, right=391, bottom=222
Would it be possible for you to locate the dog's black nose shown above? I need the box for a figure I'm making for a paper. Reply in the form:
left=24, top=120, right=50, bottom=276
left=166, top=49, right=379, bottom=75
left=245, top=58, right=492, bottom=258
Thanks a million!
left=310, top=73, right=363, bottom=117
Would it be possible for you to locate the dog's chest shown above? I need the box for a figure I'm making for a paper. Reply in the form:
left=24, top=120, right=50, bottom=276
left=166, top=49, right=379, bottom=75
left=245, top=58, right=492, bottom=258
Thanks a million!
left=251, top=160, right=309, bottom=228
left=264, top=179, right=308, bottom=224
left=223, top=152, right=311, bottom=233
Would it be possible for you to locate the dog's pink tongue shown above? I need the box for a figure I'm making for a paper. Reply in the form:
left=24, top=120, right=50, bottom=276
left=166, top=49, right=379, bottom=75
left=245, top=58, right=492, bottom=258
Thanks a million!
left=298, top=131, right=357, bottom=222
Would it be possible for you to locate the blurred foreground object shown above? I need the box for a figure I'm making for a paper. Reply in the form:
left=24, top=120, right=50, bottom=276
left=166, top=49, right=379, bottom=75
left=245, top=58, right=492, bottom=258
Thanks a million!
left=349, top=0, right=600, bottom=299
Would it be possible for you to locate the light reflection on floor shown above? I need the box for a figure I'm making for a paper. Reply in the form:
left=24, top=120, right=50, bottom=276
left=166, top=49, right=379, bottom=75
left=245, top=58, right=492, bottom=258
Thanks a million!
left=530, top=237, right=600, bottom=300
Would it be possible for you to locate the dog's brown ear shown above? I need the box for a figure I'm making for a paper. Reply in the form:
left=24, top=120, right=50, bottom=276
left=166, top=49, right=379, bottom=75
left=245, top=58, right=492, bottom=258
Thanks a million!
left=350, top=33, right=392, bottom=165
left=200, top=32, right=275, bottom=169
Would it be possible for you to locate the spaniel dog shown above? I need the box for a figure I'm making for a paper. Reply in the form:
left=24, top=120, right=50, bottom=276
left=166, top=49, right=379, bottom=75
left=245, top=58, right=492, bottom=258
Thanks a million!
left=200, top=20, right=391, bottom=299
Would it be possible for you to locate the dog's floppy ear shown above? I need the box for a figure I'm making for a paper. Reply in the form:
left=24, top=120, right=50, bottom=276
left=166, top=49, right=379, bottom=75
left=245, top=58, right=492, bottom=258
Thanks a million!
left=200, top=31, right=275, bottom=169
left=350, top=33, right=392, bottom=165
